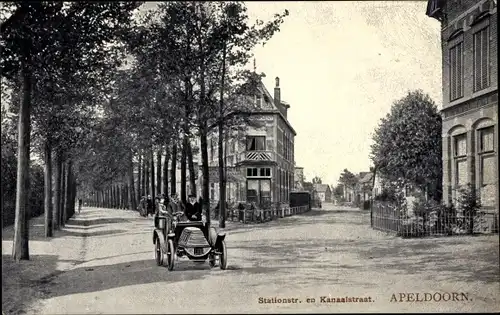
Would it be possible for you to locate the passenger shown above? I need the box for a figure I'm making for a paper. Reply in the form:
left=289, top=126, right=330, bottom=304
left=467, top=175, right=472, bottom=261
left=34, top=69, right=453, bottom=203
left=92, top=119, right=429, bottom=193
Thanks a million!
left=146, top=195, right=153, bottom=216
left=167, top=193, right=184, bottom=216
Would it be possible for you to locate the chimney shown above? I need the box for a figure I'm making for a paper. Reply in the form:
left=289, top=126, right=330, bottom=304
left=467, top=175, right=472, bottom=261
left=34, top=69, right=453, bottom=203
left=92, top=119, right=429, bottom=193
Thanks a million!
left=274, top=77, right=281, bottom=107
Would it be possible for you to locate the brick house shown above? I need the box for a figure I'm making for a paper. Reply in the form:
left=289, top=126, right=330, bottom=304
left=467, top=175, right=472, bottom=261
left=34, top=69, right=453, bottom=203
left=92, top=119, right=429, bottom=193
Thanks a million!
left=206, top=77, right=296, bottom=206
left=426, top=0, right=498, bottom=213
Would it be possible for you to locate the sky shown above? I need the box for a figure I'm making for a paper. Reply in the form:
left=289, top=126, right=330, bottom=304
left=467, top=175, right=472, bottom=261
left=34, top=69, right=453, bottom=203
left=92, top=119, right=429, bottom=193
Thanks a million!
left=139, top=1, right=442, bottom=186
left=242, top=1, right=442, bottom=186
left=1, top=2, right=442, bottom=186
left=139, top=1, right=443, bottom=186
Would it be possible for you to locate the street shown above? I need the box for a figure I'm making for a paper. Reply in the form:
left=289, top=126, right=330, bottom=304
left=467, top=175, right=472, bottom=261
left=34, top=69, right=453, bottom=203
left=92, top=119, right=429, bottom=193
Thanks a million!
left=2, top=204, right=499, bottom=314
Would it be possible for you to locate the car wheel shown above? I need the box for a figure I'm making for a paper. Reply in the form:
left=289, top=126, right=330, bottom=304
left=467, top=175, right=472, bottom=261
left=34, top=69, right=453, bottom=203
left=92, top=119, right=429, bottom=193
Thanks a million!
left=167, top=239, right=175, bottom=271
left=154, top=239, right=163, bottom=266
left=219, top=240, right=227, bottom=270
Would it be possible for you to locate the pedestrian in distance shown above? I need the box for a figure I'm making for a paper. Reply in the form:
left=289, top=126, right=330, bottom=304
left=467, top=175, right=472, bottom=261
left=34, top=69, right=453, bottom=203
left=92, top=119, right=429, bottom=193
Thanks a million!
left=78, top=198, right=83, bottom=214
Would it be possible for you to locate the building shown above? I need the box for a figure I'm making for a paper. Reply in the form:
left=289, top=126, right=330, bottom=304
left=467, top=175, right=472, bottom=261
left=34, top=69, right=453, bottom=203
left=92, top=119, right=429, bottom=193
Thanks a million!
left=358, top=171, right=374, bottom=205
left=426, top=0, right=498, bottom=213
left=294, top=167, right=305, bottom=191
left=207, top=76, right=297, bottom=206
left=313, top=183, right=332, bottom=203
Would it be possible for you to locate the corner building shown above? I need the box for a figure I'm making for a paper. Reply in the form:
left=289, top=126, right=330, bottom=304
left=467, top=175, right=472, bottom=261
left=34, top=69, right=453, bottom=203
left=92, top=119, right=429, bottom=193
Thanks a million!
left=426, top=0, right=498, bottom=213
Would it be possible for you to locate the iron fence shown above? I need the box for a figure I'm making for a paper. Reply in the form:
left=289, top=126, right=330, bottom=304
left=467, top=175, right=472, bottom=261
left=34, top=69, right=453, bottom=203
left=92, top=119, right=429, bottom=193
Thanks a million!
left=226, top=205, right=310, bottom=224
left=371, top=202, right=499, bottom=238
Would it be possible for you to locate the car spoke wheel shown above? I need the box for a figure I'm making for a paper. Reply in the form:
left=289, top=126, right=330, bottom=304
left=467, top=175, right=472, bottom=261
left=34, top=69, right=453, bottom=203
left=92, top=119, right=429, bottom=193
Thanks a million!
left=167, top=239, right=175, bottom=271
left=219, top=240, right=227, bottom=270
left=155, top=240, right=163, bottom=266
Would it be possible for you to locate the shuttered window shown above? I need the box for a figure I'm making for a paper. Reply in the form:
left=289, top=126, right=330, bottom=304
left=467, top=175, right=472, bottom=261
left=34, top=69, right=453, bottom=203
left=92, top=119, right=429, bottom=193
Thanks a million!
left=473, top=26, right=490, bottom=92
left=449, top=42, right=464, bottom=101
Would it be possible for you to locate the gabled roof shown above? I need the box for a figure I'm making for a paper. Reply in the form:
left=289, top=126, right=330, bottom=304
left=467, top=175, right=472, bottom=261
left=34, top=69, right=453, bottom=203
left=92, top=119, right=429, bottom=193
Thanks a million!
left=314, top=184, right=330, bottom=193
left=257, top=80, right=297, bottom=136
left=359, top=172, right=374, bottom=184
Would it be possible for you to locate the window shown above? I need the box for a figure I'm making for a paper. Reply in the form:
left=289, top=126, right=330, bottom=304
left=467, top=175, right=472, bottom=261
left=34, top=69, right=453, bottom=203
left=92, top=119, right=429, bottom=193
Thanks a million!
left=479, top=127, right=494, bottom=153
left=454, top=134, right=467, bottom=157
left=246, top=167, right=258, bottom=177
left=246, top=136, right=266, bottom=151
left=247, top=180, right=259, bottom=203
left=473, top=26, right=490, bottom=92
left=256, top=93, right=262, bottom=107
left=259, top=167, right=271, bottom=177
left=449, top=42, right=463, bottom=101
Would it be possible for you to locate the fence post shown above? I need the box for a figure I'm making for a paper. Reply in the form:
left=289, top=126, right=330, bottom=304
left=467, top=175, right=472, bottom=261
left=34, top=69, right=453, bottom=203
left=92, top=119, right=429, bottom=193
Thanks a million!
left=370, top=203, right=373, bottom=227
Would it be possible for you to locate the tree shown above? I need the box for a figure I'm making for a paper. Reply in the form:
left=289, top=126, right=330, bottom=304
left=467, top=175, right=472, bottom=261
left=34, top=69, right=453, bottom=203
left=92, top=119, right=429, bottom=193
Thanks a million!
left=142, top=2, right=288, bottom=226
left=1, top=2, right=143, bottom=258
left=370, top=90, right=442, bottom=201
left=333, top=184, right=344, bottom=201
left=312, top=176, right=322, bottom=184
left=339, top=169, right=358, bottom=189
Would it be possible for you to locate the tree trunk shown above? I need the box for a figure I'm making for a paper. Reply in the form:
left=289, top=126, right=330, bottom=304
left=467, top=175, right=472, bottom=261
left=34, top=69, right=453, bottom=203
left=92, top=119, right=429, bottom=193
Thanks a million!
left=12, top=56, right=32, bottom=260
left=128, top=154, right=137, bottom=210
left=170, top=143, right=177, bottom=195
left=60, top=161, right=67, bottom=227
left=156, top=148, right=162, bottom=195
left=137, top=153, right=142, bottom=203
left=145, top=160, right=150, bottom=197
left=53, top=153, right=62, bottom=229
left=163, top=142, right=170, bottom=196
left=187, top=140, right=196, bottom=196
left=218, top=40, right=227, bottom=228
left=200, top=125, right=210, bottom=224
left=44, top=140, right=53, bottom=237
left=150, top=148, right=155, bottom=212
left=181, top=137, right=187, bottom=204
left=70, top=179, right=77, bottom=217
left=64, top=160, right=73, bottom=222
left=218, top=125, right=226, bottom=227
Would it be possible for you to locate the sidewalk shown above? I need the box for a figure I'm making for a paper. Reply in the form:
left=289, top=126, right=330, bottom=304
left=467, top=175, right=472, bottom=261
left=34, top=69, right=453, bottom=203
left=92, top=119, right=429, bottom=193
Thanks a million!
left=2, top=209, right=98, bottom=315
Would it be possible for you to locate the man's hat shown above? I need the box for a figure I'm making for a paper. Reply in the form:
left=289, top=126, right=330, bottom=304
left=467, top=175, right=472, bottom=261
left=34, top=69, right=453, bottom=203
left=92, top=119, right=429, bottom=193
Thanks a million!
left=188, top=194, right=196, bottom=198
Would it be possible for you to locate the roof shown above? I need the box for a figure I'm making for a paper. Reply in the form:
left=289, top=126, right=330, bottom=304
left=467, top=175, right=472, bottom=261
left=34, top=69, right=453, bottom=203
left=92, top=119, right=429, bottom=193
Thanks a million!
left=313, top=184, right=330, bottom=193
left=359, top=172, right=374, bottom=184
left=258, top=81, right=297, bottom=136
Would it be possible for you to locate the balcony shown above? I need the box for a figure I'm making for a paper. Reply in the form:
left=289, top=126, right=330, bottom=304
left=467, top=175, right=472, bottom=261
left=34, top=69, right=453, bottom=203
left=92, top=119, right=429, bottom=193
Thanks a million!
left=238, top=150, right=276, bottom=164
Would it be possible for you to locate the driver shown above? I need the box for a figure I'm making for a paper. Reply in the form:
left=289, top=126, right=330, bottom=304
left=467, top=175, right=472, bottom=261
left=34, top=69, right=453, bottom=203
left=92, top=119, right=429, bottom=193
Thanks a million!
left=185, top=194, right=202, bottom=221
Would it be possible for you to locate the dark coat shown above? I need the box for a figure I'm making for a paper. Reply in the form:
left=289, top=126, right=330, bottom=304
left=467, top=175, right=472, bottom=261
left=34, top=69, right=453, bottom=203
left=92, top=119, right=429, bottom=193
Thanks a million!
left=185, top=202, right=202, bottom=221
left=167, top=201, right=184, bottom=214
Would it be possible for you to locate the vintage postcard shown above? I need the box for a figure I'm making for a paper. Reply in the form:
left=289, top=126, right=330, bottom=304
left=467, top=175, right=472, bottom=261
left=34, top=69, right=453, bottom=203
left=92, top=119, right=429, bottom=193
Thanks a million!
left=1, top=1, right=499, bottom=314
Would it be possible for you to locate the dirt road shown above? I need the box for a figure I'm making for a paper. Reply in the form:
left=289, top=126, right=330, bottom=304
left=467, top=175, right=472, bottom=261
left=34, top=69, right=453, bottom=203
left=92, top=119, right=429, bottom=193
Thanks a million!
left=2, top=205, right=499, bottom=314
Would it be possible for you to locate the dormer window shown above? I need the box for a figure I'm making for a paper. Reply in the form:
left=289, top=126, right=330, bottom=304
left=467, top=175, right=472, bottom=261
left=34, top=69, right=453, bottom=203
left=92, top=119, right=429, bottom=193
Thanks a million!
left=256, top=93, right=262, bottom=107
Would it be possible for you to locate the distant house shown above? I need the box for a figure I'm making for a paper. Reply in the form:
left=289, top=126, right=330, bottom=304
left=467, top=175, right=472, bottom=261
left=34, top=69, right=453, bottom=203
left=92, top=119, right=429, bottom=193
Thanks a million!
left=314, top=184, right=332, bottom=203
left=358, top=172, right=374, bottom=205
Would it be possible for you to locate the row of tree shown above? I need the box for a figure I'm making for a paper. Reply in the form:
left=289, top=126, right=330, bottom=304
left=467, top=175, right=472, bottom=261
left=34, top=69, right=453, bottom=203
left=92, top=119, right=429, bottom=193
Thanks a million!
left=1, top=2, right=289, bottom=261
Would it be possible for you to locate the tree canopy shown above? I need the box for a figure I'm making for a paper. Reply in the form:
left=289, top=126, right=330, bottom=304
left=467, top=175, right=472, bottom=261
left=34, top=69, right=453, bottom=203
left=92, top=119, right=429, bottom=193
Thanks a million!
left=370, top=90, right=442, bottom=195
